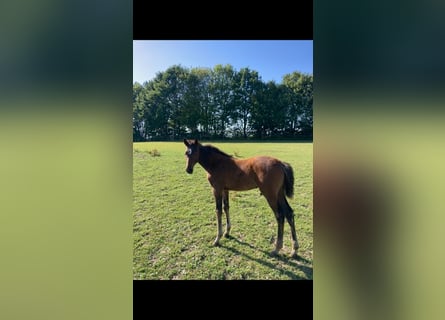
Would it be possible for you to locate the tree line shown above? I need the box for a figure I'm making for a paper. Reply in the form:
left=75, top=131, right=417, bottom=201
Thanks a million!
left=133, top=64, right=313, bottom=141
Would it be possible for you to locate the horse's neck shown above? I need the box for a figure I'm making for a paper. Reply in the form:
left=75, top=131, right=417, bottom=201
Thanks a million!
left=198, top=149, right=227, bottom=173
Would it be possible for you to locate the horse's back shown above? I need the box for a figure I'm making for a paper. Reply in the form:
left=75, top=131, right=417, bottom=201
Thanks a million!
left=236, top=156, right=284, bottom=186
left=249, top=156, right=284, bottom=173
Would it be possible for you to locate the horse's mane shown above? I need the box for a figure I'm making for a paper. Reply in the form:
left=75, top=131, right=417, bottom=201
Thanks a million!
left=201, top=144, right=233, bottom=158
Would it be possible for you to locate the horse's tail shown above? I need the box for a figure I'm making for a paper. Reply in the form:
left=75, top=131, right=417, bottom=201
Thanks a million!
left=281, top=161, right=294, bottom=199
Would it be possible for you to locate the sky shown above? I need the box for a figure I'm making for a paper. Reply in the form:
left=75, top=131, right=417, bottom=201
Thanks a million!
left=133, top=40, right=313, bottom=85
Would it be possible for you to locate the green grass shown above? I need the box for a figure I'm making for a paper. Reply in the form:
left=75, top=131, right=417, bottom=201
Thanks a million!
left=133, top=141, right=313, bottom=280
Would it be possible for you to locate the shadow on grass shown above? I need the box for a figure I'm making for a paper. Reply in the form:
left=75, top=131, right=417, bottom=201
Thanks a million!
left=220, top=236, right=313, bottom=280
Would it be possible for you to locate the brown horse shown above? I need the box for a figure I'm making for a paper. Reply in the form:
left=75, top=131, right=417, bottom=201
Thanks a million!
left=183, top=139, right=299, bottom=257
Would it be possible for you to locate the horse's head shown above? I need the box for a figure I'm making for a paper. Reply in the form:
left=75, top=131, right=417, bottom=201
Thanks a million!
left=184, top=138, right=200, bottom=174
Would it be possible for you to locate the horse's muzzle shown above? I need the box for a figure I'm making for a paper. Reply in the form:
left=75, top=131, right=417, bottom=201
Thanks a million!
left=186, top=168, right=193, bottom=174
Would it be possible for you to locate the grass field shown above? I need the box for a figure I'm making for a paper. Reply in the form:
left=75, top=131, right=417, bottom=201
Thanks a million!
left=133, top=141, right=313, bottom=280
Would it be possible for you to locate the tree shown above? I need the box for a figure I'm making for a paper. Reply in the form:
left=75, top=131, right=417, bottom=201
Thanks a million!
left=182, top=68, right=210, bottom=137
left=233, top=68, right=261, bottom=138
left=251, top=81, right=288, bottom=139
left=158, top=65, right=189, bottom=140
left=133, top=64, right=313, bottom=141
left=208, top=64, right=237, bottom=138
left=283, top=72, right=313, bottom=138
left=132, top=82, right=145, bottom=141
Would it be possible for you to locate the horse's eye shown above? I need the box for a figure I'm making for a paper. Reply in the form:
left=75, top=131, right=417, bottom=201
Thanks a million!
left=186, top=148, right=192, bottom=156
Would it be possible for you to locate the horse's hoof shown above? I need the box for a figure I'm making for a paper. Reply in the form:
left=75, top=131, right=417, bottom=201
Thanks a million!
left=223, top=233, right=230, bottom=238
left=213, top=240, right=220, bottom=246
left=291, top=251, right=298, bottom=259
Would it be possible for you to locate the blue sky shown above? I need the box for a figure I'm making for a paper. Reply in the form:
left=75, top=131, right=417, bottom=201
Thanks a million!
left=133, top=40, right=313, bottom=84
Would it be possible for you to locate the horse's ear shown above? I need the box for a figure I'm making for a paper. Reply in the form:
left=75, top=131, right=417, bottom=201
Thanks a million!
left=194, top=139, right=198, bottom=145
left=184, top=139, right=190, bottom=147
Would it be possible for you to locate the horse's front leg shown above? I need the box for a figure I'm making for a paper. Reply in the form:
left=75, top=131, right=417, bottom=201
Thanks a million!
left=223, top=189, right=231, bottom=237
left=213, top=189, right=223, bottom=246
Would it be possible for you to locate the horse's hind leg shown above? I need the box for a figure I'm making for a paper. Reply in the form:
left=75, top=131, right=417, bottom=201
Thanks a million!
left=213, top=189, right=224, bottom=246
left=223, top=189, right=231, bottom=237
left=273, top=212, right=285, bottom=256
left=264, top=194, right=285, bottom=256
left=284, top=198, right=299, bottom=257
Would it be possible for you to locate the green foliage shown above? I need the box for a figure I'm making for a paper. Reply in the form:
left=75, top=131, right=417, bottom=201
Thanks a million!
left=133, top=141, right=313, bottom=280
left=283, top=72, right=313, bottom=136
left=133, top=64, right=313, bottom=141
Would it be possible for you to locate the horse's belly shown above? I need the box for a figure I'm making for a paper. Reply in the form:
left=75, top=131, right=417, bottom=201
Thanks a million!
left=225, top=175, right=257, bottom=191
